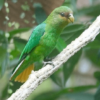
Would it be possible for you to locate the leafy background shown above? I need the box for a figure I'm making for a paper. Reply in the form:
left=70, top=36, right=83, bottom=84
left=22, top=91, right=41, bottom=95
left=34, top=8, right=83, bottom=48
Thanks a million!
left=0, top=0, right=100, bottom=100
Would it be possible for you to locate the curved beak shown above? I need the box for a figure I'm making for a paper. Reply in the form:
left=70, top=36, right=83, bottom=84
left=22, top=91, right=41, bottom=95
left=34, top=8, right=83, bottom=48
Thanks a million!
left=68, top=13, right=74, bottom=23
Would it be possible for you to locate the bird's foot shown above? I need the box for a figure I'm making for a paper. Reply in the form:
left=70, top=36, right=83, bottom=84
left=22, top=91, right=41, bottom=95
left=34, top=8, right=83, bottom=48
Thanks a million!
left=43, top=61, right=55, bottom=67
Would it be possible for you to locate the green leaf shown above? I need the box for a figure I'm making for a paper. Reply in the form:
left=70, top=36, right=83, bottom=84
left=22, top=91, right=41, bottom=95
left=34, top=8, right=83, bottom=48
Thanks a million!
left=62, top=0, right=77, bottom=12
left=50, top=68, right=64, bottom=88
left=0, top=30, right=6, bottom=42
left=94, top=71, right=100, bottom=81
left=61, top=23, right=86, bottom=45
left=10, top=81, right=22, bottom=94
left=1, top=51, right=9, bottom=76
left=95, top=33, right=100, bottom=41
left=62, top=23, right=85, bottom=34
left=63, top=50, right=82, bottom=84
left=95, top=86, right=100, bottom=100
left=8, top=59, right=19, bottom=69
left=71, top=0, right=77, bottom=13
left=14, top=37, right=27, bottom=52
left=76, top=4, right=100, bottom=17
left=21, top=3, right=30, bottom=11
left=10, top=49, right=20, bottom=58
left=65, top=93, right=94, bottom=100
left=62, top=0, right=71, bottom=7
left=0, top=30, right=9, bottom=76
left=34, top=3, right=47, bottom=24
left=1, top=84, right=8, bottom=99
left=0, top=0, right=5, bottom=10
left=0, top=46, right=9, bottom=76
left=85, top=39, right=100, bottom=49
left=34, top=91, right=56, bottom=100
left=9, top=28, right=30, bottom=40
left=33, top=85, right=97, bottom=100
left=85, top=48, right=100, bottom=67
left=84, top=37, right=100, bottom=67
left=59, top=85, right=97, bottom=93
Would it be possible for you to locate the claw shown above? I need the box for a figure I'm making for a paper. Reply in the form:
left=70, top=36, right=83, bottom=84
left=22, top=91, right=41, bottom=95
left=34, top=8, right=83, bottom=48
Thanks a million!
left=43, top=61, right=55, bottom=67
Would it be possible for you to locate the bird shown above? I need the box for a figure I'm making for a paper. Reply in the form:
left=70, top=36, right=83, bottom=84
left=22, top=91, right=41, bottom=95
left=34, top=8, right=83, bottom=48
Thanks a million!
left=10, top=6, right=74, bottom=83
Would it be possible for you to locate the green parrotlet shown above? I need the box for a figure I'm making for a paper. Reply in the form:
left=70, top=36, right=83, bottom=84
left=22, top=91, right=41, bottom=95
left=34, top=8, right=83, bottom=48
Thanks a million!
left=10, top=6, right=74, bottom=82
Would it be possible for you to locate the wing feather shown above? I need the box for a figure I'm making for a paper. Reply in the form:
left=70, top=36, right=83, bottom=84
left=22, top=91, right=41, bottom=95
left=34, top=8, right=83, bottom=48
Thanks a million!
left=20, top=23, right=46, bottom=60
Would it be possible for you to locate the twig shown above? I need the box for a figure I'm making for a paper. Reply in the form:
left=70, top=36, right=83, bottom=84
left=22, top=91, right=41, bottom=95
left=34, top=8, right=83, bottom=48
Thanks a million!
left=7, top=16, right=100, bottom=100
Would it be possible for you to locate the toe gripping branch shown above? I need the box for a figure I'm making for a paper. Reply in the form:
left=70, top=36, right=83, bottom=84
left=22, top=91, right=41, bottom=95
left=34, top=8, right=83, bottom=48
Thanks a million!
left=43, top=57, right=55, bottom=67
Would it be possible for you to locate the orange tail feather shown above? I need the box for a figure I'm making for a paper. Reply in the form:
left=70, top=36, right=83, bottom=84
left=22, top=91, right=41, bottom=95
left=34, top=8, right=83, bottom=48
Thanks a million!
left=15, top=64, right=34, bottom=83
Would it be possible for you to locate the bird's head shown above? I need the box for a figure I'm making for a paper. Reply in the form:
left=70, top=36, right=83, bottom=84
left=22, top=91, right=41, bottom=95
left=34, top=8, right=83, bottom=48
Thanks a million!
left=45, top=6, right=74, bottom=28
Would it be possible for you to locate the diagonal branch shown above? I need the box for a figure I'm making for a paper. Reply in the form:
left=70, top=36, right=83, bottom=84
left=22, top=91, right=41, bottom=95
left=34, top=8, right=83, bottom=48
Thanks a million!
left=7, top=16, right=100, bottom=100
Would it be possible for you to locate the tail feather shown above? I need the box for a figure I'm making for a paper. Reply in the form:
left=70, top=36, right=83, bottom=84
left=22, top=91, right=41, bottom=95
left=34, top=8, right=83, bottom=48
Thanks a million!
left=15, top=64, right=34, bottom=83
left=11, top=60, right=24, bottom=78
left=10, top=60, right=24, bottom=80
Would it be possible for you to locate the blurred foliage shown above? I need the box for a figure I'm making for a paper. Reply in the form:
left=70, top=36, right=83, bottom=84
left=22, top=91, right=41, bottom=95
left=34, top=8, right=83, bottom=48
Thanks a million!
left=0, top=0, right=5, bottom=10
left=33, top=85, right=97, bottom=100
left=95, top=86, right=100, bottom=100
left=0, top=0, right=100, bottom=100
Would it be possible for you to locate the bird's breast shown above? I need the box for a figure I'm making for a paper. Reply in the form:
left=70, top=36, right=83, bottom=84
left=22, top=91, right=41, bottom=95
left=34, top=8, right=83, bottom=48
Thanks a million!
left=40, top=32, right=58, bottom=48
left=35, top=32, right=58, bottom=57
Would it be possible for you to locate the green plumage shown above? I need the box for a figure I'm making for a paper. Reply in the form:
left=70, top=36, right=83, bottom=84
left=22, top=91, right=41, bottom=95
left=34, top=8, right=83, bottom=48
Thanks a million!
left=20, top=23, right=46, bottom=60
left=11, top=6, right=74, bottom=81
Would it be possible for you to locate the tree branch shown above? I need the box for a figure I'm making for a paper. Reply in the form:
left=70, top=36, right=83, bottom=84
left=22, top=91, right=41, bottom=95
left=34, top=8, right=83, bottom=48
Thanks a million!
left=7, top=16, right=100, bottom=100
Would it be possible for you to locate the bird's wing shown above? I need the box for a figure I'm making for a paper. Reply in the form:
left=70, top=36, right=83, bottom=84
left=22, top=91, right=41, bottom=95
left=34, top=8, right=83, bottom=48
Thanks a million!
left=20, top=23, right=46, bottom=60
left=10, top=23, right=46, bottom=81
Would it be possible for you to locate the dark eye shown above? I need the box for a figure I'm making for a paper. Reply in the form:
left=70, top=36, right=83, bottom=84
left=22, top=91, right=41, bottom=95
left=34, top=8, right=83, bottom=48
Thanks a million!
left=60, top=13, right=65, bottom=17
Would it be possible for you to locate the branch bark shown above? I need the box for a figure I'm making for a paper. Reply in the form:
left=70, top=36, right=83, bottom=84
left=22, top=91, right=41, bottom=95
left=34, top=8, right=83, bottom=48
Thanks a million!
left=7, top=16, right=100, bottom=100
